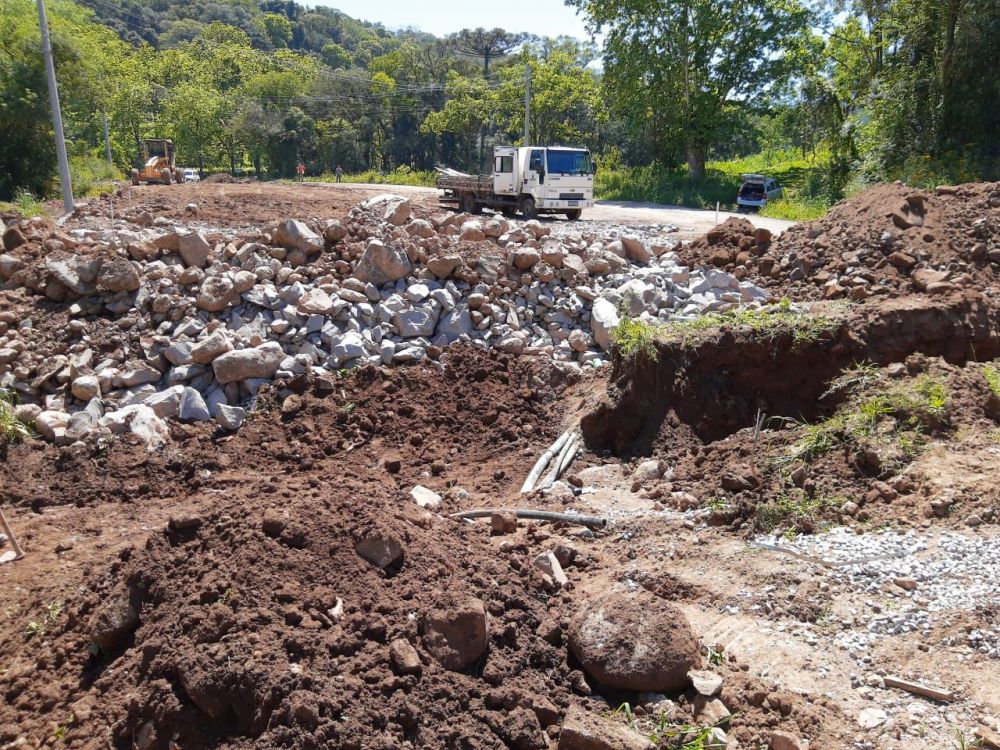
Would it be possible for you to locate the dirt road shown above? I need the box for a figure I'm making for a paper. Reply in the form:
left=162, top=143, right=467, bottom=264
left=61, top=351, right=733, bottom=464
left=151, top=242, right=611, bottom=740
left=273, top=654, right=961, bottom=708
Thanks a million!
left=111, top=180, right=794, bottom=239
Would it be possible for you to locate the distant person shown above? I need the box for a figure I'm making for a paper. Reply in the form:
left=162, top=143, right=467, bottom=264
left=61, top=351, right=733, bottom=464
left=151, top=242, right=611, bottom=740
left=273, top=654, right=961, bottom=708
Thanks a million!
left=296, top=162, right=306, bottom=181
left=335, top=165, right=343, bottom=183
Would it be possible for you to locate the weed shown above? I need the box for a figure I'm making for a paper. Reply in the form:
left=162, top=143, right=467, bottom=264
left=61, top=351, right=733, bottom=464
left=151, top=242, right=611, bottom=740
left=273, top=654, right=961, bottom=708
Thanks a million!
left=610, top=318, right=661, bottom=361
left=10, top=189, right=47, bottom=217
left=705, top=497, right=726, bottom=512
left=341, top=402, right=356, bottom=415
left=0, top=388, right=32, bottom=444
left=705, top=642, right=725, bottom=666
left=983, top=363, right=1000, bottom=398
left=822, top=361, right=880, bottom=399
left=24, top=600, right=64, bottom=639
left=611, top=702, right=638, bottom=730
left=662, top=300, right=838, bottom=348
left=754, top=491, right=836, bottom=534
left=649, top=714, right=733, bottom=749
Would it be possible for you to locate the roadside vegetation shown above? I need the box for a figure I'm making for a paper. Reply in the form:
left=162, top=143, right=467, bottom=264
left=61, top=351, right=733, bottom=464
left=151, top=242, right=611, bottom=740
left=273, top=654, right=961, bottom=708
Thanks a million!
left=662, top=300, right=840, bottom=347
left=3, top=0, right=997, bottom=216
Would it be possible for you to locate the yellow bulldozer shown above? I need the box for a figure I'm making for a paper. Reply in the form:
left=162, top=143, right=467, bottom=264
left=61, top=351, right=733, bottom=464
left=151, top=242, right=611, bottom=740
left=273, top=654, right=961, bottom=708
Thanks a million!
left=130, top=138, right=182, bottom=186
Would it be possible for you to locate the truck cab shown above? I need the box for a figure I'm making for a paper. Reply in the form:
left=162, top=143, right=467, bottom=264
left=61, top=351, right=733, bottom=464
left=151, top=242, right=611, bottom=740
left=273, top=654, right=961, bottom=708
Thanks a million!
left=493, top=146, right=595, bottom=220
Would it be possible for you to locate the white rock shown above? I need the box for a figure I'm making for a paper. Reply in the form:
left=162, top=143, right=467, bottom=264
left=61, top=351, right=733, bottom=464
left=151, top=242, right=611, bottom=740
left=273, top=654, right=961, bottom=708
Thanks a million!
left=590, top=297, right=620, bottom=350
left=411, top=485, right=442, bottom=509
left=179, top=387, right=211, bottom=421
left=215, top=404, right=246, bottom=431
left=212, top=342, right=285, bottom=384
left=355, top=239, right=412, bottom=285
left=394, top=305, right=439, bottom=338
left=275, top=219, right=321, bottom=252
left=331, top=331, right=366, bottom=362
left=533, top=551, right=568, bottom=587
left=35, top=410, right=70, bottom=441
left=71, top=375, right=101, bottom=401
left=144, top=385, right=184, bottom=418
left=857, top=708, right=887, bottom=729
left=178, top=232, right=210, bottom=268
left=190, top=331, right=233, bottom=365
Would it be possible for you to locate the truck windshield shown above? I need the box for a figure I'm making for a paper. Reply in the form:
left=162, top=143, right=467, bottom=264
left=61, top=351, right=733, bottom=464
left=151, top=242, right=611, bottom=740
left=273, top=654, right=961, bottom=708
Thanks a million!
left=546, top=149, right=592, bottom=175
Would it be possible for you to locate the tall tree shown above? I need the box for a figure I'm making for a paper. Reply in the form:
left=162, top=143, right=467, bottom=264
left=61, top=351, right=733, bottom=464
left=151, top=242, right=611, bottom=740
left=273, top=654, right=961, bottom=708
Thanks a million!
left=567, top=0, right=812, bottom=180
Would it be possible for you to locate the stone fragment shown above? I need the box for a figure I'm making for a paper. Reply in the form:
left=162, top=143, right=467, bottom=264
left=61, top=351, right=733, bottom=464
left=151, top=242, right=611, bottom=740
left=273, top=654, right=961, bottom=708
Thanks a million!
left=355, top=239, right=412, bottom=284
left=71, top=375, right=101, bottom=401
left=178, top=232, right=210, bottom=268
left=857, top=707, right=887, bottom=729
left=215, top=404, right=246, bottom=431
left=88, top=585, right=140, bottom=651
left=97, top=257, right=140, bottom=292
left=557, top=707, right=651, bottom=750
left=196, top=275, right=236, bottom=311
left=275, top=220, right=321, bottom=252
left=355, top=527, right=404, bottom=569
left=590, top=298, right=620, bottom=350
left=533, top=550, right=568, bottom=588
left=410, top=485, right=442, bottom=509
left=191, top=331, right=233, bottom=365
left=389, top=638, right=422, bottom=675
left=423, top=596, right=488, bottom=671
left=212, top=342, right=285, bottom=384
left=621, top=235, right=652, bottom=263
left=689, top=669, right=723, bottom=697
left=179, top=387, right=211, bottom=421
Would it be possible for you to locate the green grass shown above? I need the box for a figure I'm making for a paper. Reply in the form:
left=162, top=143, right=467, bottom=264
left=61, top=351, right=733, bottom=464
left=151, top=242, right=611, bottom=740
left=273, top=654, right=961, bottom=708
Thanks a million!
left=779, top=369, right=950, bottom=467
left=0, top=189, right=48, bottom=218
left=662, top=298, right=840, bottom=347
left=754, top=491, right=838, bottom=534
left=0, top=388, right=32, bottom=444
left=308, top=165, right=437, bottom=187
left=596, top=147, right=833, bottom=221
left=983, top=362, right=1000, bottom=398
left=70, top=154, right=120, bottom=198
left=610, top=318, right=661, bottom=361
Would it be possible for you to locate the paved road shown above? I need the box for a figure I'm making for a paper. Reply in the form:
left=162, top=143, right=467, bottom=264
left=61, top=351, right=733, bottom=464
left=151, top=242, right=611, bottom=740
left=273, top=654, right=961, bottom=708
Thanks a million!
left=301, top=181, right=797, bottom=239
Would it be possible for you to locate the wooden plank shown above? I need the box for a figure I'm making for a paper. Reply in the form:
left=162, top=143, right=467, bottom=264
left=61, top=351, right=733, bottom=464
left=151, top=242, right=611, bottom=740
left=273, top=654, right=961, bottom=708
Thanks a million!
left=883, top=675, right=955, bottom=702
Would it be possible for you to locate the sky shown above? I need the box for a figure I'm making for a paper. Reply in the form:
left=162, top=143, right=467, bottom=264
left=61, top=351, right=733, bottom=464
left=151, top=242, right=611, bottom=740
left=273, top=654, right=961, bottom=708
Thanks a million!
left=315, top=0, right=593, bottom=40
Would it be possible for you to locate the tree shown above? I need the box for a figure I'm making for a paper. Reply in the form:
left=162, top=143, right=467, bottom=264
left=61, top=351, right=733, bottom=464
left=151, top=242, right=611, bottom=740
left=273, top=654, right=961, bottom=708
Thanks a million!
left=568, top=0, right=812, bottom=180
left=259, top=12, right=292, bottom=49
left=449, top=28, right=526, bottom=76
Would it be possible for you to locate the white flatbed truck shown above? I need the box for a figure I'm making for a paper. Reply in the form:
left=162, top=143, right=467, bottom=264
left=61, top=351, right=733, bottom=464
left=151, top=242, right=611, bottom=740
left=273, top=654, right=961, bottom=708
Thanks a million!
left=437, top=146, right=595, bottom=221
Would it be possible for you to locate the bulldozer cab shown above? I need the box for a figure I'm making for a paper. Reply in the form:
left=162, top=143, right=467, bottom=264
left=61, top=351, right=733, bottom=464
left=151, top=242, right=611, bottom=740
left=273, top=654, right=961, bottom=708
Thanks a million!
left=131, top=139, right=181, bottom=185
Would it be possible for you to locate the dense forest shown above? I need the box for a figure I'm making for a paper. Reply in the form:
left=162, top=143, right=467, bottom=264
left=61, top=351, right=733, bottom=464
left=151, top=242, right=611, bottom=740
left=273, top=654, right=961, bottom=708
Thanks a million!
left=1, top=0, right=999, bottom=214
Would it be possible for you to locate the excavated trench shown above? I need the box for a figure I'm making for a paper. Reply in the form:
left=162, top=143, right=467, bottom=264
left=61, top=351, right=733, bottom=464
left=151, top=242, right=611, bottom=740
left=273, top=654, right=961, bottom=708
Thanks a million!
left=582, top=293, right=1000, bottom=457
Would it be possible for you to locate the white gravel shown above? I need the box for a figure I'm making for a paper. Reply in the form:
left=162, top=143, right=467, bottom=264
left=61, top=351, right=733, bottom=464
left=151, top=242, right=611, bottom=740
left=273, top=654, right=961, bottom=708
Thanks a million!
left=753, top=527, right=1000, bottom=659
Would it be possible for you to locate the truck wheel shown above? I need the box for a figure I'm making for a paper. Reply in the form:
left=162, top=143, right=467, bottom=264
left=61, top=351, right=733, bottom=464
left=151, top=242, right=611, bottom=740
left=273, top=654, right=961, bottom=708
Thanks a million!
left=461, top=192, right=478, bottom=214
left=519, top=196, right=537, bottom=220
left=500, top=207, right=517, bottom=218
left=130, top=169, right=140, bottom=186
left=163, top=169, right=172, bottom=185
left=565, top=209, right=582, bottom=221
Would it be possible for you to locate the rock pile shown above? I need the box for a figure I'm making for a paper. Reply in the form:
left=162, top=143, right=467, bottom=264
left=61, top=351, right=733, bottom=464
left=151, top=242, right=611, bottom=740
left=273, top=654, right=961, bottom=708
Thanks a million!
left=0, top=194, right=769, bottom=444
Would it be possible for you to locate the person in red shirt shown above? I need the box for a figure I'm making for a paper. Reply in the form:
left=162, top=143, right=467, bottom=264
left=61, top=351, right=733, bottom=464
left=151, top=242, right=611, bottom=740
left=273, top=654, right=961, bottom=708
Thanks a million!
left=295, top=162, right=306, bottom=181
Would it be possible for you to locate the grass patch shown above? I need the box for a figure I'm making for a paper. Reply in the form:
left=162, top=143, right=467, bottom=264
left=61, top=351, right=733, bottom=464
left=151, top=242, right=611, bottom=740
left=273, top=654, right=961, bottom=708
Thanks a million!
left=663, top=299, right=839, bottom=347
left=610, top=317, right=660, bottom=361
left=0, top=189, right=48, bottom=218
left=982, top=362, right=1000, bottom=398
left=779, top=368, right=950, bottom=468
left=0, top=388, right=32, bottom=444
left=309, top=165, right=437, bottom=187
left=70, top=154, right=120, bottom=198
left=754, top=491, right=838, bottom=535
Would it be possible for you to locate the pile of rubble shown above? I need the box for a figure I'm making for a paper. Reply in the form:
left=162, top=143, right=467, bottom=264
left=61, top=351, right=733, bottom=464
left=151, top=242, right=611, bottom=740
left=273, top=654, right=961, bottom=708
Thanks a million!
left=0, top=194, right=769, bottom=445
left=684, top=181, right=1000, bottom=300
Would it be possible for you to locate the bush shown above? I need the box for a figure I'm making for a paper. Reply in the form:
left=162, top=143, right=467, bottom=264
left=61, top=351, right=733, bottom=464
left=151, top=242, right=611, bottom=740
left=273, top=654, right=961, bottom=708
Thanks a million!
left=313, top=166, right=437, bottom=187
left=70, top=154, right=121, bottom=198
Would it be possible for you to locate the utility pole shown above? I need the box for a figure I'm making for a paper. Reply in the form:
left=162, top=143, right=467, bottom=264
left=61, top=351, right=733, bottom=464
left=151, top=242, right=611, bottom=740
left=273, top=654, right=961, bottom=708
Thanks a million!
left=36, top=0, right=74, bottom=214
left=101, top=112, right=113, bottom=164
left=523, top=61, right=531, bottom=145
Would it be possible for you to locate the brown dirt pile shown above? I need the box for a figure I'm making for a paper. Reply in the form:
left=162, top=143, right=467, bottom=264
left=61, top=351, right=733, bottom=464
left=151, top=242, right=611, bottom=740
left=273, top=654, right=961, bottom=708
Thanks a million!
left=682, top=181, right=1000, bottom=300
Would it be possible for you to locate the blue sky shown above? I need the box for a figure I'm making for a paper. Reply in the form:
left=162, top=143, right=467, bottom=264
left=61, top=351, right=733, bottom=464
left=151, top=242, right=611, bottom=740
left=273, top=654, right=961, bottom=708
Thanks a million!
left=315, top=0, right=593, bottom=39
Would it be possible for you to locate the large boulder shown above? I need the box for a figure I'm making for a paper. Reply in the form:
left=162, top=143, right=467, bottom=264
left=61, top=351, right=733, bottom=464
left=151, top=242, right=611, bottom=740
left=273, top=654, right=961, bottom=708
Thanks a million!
left=97, top=257, right=140, bottom=292
left=212, top=342, right=285, bottom=384
left=275, top=220, right=322, bottom=252
left=196, top=275, right=237, bottom=311
left=191, top=331, right=233, bottom=365
left=178, top=232, right=210, bottom=268
left=423, top=595, right=488, bottom=671
left=590, top=298, right=620, bottom=350
left=354, top=239, right=412, bottom=285
left=568, top=588, right=700, bottom=693
left=393, top=304, right=439, bottom=338
left=621, top=235, right=652, bottom=264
